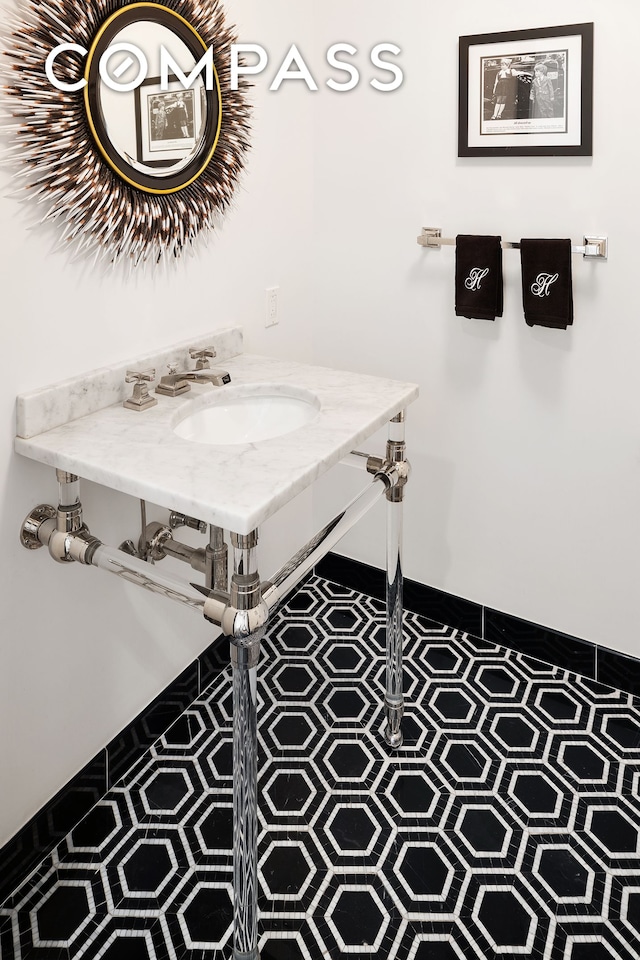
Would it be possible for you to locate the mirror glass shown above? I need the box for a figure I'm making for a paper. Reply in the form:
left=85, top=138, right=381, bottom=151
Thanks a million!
left=85, top=5, right=221, bottom=194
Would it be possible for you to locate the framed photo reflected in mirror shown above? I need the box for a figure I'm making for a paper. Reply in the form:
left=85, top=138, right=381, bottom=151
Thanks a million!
left=135, top=78, right=205, bottom=168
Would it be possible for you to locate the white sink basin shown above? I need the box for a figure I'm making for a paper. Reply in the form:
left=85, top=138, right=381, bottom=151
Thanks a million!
left=172, top=386, right=321, bottom=445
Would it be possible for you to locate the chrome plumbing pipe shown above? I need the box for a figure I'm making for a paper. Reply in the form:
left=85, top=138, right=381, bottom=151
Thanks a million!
left=137, top=520, right=227, bottom=589
left=207, top=525, right=229, bottom=593
left=20, top=503, right=228, bottom=623
left=52, top=470, right=83, bottom=563
left=44, top=470, right=98, bottom=564
left=23, top=473, right=393, bottom=625
left=262, top=470, right=393, bottom=614
left=21, top=461, right=405, bottom=637
left=384, top=412, right=407, bottom=748
left=158, top=537, right=207, bottom=574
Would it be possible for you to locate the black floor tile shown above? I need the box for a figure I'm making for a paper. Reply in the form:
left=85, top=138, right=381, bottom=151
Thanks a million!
left=2, top=574, right=640, bottom=960
left=485, top=607, right=597, bottom=677
left=199, top=636, right=231, bottom=692
left=316, top=553, right=484, bottom=634
left=107, top=661, right=199, bottom=788
left=598, top=647, right=640, bottom=698
left=0, top=752, right=107, bottom=906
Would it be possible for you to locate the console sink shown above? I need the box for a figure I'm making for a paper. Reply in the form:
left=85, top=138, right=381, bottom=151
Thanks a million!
left=172, top=385, right=321, bottom=445
left=15, top=332, right=419, bottom=533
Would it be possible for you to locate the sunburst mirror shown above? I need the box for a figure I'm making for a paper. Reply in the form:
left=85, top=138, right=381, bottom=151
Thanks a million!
left=2, top=0, right=251, bottom=265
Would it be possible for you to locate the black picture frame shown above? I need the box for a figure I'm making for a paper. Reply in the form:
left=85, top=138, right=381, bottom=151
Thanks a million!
left=135, top=77, right=202, bottom=170
left=458, top=22, right=593, bottom=157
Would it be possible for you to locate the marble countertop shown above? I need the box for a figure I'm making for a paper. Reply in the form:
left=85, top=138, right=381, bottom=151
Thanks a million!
left=15, top=333, right=419, bottom=533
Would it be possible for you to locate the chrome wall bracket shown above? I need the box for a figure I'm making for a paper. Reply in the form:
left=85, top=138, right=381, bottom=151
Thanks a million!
left=417, top=227, right=443, bottom=248
left=583, top=236, right=608, bottom=260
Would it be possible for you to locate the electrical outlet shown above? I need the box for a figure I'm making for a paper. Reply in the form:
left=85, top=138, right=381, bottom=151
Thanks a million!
left=265, top=286, right=279, bottom=327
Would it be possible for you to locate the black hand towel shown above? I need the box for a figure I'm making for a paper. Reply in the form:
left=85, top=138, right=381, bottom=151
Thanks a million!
left=455, top=235, right=503, bottom=321
left=520, top=238, right=573, bottom=328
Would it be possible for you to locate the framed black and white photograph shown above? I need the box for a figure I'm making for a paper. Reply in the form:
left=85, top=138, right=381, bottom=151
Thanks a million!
left=135, top=78, right=203, bottom=168
left=458, top=22, right=593, bottom=157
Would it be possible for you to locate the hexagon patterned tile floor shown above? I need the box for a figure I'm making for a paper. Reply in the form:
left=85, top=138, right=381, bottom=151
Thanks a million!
left=2, top=575, right=640, bottom=959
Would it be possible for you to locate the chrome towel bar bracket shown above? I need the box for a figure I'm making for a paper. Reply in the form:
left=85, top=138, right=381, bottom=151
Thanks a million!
left=417, top=227, right=608, bottom=260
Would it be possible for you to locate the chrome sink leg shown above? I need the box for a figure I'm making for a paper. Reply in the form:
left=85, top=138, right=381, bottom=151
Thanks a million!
left=223, top=530, right=268, bottom=960
left=231, top=642, right=259, bottom=960
left=384, top=412, right=407, bottom=748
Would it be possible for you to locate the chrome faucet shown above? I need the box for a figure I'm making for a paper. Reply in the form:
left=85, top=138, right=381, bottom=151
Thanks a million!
left=155, top=346, right=231, bottom=397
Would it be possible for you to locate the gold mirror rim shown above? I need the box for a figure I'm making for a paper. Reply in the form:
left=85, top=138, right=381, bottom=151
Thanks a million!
left=83, top=1, right=223, bottom=195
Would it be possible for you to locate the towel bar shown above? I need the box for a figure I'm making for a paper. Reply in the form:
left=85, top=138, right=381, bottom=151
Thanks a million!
left=417, top=228, right=608, bottom=260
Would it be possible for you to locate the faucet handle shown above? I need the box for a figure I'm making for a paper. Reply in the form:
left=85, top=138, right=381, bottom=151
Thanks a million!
left=123, top=369, right=157, bottom=411
left=189, top=346, right=217, bottom=370
left=125, top=368, right=155, bottom=384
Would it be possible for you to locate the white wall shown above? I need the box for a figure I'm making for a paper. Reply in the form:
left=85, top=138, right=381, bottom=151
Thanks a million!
left=310, top=0, right=640, bottom=656
left=0, top=0, right=317, bottom=845
left=2, top=0, right=639, bottom=849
